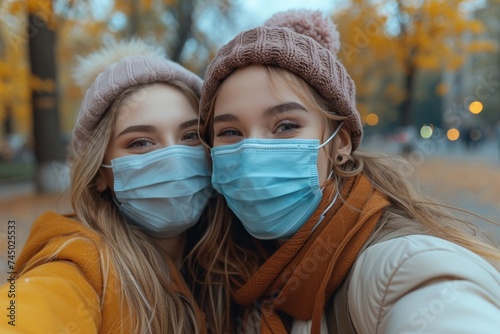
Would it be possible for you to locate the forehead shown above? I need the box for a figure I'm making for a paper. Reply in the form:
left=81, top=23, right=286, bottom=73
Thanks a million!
left=215, top=65, right=324, bottom=115
left=218, top=65, right=270, bottom=91
left=115, top=83, right=197, bottom=126
left=215, top=66, right=303, bottom=109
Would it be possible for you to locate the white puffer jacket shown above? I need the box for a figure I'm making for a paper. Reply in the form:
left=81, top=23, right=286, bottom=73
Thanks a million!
left=292, top=235, right=500, bottom=333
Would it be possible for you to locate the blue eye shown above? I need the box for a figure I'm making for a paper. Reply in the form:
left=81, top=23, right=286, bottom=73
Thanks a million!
left=182, top=131, right=199, bottom=141
left=276, top=121, right=301, bottom=133
left=217, top=129, right=242, bottom=137
left=127, top=139, right=154, bottom=148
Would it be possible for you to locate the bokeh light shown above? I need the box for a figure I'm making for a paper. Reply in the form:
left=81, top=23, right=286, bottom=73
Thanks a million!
left=420, top=125, right=433, bottom=139
left=365, top=113, right=379, bottom=126
left=468, top=101, right=483, bottom=114
left=447, top=128, right=460, bottom=141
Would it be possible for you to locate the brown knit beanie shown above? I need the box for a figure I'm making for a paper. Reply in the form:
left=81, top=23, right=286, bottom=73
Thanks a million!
left=200, top=10, right=363, bottom=150
left=71, top=39, right=203, bottom=155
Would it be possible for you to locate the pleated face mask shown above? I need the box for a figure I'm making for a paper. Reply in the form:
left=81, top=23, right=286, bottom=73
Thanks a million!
left=211, top=125, right=341, bottom=240
left=102, top=145, right=213, bottom=238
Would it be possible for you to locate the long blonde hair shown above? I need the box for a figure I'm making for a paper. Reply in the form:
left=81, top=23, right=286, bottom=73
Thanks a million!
left=67, top=81, right=201, bottom=333
left=265, top=66, right=500, bottom=264
left=187, top=192, right=271, bottom=333
left=196, top=65, right=500, bottom=330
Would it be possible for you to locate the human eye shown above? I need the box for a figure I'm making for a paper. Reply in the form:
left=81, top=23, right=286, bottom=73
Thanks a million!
left=181, top=131, right=200, bottom=142
left=216, top=128, right=242, bottom=137
left=275, top=121, right=302, bottom=133
left=127, top=138, right=155, bottom=149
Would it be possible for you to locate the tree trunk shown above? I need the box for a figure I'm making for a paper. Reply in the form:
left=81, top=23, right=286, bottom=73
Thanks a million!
left=170, top=0, right=195, bottom=62
left=2, top=106, right=13, bottom=162
left=128, top=0, right=141, bottom=38
left=28, top=12, right=68, bottom=193
left=3, top=106, right=13, bottom=137
left=399, top=64, right=416, bottom=127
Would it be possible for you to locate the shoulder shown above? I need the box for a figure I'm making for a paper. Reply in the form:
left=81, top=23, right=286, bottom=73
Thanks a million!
left=23, top=211, right=102, bottom=253
left=348, top=235, right=500, bottom=334
left=6, top=213, right=129, bottom=332
left=354, top=234, right=499, bottom=283
left=357, top=234, right=498, bottom=277
left=0, top=261, right=101, bottom=332
left=31, top=211, right=96, bottom=236
left=18, top=211, right=108, bottom=292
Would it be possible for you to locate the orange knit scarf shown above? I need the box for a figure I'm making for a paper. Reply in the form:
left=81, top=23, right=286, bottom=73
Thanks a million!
left=233, top=174, right=390, bottom=333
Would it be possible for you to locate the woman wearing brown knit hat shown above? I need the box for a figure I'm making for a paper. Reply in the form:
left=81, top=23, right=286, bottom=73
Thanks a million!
left=196, top=10, right=500, bottom=334
left=0, top=40, right=218, bottom=333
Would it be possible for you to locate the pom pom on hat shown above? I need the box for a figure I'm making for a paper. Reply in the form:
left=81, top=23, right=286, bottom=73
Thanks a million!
left=73, top=39, right=166, bottom=90
left=264, top=10, right=340, bottom=56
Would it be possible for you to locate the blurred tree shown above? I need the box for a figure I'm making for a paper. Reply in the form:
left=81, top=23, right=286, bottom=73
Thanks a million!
left=1, top=0, right=238, bottom=187
left=56, top=0, right=237, bottom=130
left=413, top=70, right=443, bottom=127
left=467, top=0, right=500, bottom=126
left=0, top=4, right=30, bottom=143
left=27, top=0, right=67, bottom=192
left=103, top=0, right=236, bottom=70
left=335, top=0, right=495, bottom=130
left=169, top=0, right=196, bottom=63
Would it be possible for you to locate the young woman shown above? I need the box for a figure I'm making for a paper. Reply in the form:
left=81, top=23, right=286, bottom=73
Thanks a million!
left=196, top=10, right=500, bottom=333
left=0, top=40, right=213, bottom=333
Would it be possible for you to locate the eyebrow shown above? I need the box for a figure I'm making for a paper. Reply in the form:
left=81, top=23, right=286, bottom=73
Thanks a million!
left=116, top=125, right=156, bottom=138
left=178, top=118, right=199, bottom=130
left=116, top=118, right=198, bottom=139
left=212, top=102, right=307, bottom=125
left=213, top=113, right=240, bottom=125
left=265, top=102, right=308, bottom=117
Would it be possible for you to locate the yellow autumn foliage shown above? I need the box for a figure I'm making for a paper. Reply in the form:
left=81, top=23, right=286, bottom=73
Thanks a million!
left=0, top=3, right=31, bottom=134
left=143, top=0, right=153, bottom=10
left=334, top=0, right=495, bottom=124
left=467, top=40, right=497, bottom=53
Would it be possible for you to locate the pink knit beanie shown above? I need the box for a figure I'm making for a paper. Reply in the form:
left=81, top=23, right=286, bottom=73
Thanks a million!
left=71, top=39, right=203, bottom=155
left=200, top=10, right=363, bottom=150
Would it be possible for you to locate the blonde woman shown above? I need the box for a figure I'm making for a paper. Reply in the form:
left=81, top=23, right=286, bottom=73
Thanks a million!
left=0, top=40, right=213, bottom=333
left=195, top=10, right=500, bottom=334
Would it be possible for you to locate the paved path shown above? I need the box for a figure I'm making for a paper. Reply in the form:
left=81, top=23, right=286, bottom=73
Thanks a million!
left=414, top=156, right=500, bottom=240
left=0, top=190, right=71, bottom=278
left=1, top=139, right=499, bottom=277
left=364, top=138, right=500, bottom=241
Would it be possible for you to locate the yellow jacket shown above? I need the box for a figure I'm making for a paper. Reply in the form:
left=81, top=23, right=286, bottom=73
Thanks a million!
left=0, top=211, right=204, bottom=333
left=0, top=211, right=128, bottom=333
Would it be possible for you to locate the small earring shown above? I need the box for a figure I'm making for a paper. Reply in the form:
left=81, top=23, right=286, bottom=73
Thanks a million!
left=336, top=155, right=343, bottom=163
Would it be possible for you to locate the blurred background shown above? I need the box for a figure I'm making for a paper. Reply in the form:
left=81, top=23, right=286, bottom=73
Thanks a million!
left=0, top=0, right=499, bottom=269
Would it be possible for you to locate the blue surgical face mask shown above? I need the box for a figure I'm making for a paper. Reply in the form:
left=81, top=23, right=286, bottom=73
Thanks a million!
left=102, top=145, right=213, bottom=238
left=211, top=124, right=342, bottom=240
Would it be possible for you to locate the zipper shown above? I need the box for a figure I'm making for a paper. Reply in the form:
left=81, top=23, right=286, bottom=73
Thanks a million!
left=346, top=287, right=358, bottom=334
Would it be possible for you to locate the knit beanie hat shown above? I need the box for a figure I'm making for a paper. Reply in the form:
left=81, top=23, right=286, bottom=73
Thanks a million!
left=200, top=10, right=363, bottom=150
left=71, top=39, right=203, bottom=155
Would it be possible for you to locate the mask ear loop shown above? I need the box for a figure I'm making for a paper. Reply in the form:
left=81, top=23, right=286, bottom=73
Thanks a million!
left=319, top=122, right=344, bottom=184
left=111, top=195, right=122, bottom=207
left=317, top=122, right=344, bottom=149
left=312, top=121, right=344, bottom=233
left=312, top=189, right=339, bottom=232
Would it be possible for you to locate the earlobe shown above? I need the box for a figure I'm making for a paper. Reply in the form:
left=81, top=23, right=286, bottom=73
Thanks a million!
left=95, top=169, right=108, bottom=193
left=334, top=127, right=352, bottom=163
